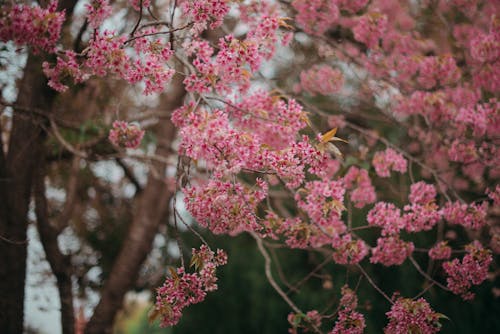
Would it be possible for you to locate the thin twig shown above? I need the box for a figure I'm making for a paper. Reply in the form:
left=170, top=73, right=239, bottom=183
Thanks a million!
left=251, top=232, right=323, bottom=334
left=356, top=264, right=393, bottom=304
left=409, top=256, right=449, bottom=291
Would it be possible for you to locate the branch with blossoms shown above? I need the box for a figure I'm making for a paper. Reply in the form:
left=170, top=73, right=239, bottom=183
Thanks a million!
left=1, top=0, right=499, bottom=332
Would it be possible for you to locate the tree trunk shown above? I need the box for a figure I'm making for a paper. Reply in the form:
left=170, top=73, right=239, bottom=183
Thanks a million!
left=34, top=159, right=75, bottom=334
left=0, top=1, right=77, bottom=330
left=84, top=80, right=184, bottom=334
left=0, top=53, right=55, bottom=333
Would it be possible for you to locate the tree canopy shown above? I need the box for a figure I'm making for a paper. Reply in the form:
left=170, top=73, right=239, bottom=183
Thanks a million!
left=0, top=0, right=499, bottom=333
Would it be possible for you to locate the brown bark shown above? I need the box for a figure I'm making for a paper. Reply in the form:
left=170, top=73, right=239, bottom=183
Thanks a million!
left=34, top=159, right=75, bottom=334
left=0, top=2, right=77, bottom=331
left=84, top=79, right=184, bottom=334
left=0, top=53, right=54, bottom=333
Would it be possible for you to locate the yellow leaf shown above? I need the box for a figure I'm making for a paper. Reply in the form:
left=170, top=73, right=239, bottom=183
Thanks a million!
left=321, top=128, right=348, bottom=144
left=321, top=128, right=338, bottom=143
left=168, top=267, right=179, bottom=281
left=330, top=199, right=346, bottom=214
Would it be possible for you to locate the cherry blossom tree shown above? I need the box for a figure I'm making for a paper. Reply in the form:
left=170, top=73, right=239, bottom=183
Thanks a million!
left=0, top=0, right=499, bottom=333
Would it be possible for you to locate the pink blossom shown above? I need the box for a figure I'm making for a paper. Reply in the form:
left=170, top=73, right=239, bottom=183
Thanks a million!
left=300, top=65, right=344, bottom=96
left=443, top=242, right=492, bottom=300
left=288, top=309, right=322, bottom=333
left=428, top=241, right=452, bottom=260
left=108, top=121, right=145, bottom=149
left=155, top=246, right=227, bottom=327
left=402, top=202, right=441, bottom=232
left=181, top=0, right=230, bottom=33
left=385, top=297, right=442, bottom=334
left=330, top=286, right=366, bottom=334
left=43, top=51, right=89, bottom=92
left=367, top=202, right=403, bottom=236
left=353, top=13, right=388, bottom=49
left=332, top=234, right=369, bottom=265
left=372, top=148, right=407, bottom=178
left=370, top=236, right=414, bottom=266
left=343, top=167, right=376, bottom=208
left=291, top=0, right=339, bottom=35
left=0, top=0, right=65, bottom=53
left=85, top=0, right=112, bottom=29
left=184, top=179, right=267, bottom=235
left=442, top=201, right=488, bottom=230
left=409, top=181, right=437, bottom=205
left=487, top=185, right=500, bottom=207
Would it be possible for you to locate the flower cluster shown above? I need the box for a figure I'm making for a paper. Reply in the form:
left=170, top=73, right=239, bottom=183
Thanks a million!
left=184, top=179, right=267, bottom=235
left=443, top=242, right=492, bottom=300
left=291, top=0, right=339, bottom=35
left=108, top=120, right=145, bottom=149
left=342, top=167, right=376, bottom=208
left=408, top=182, right=437, bottom=205
left=181, top=0, right=230, bottom=33
left=332, top=234, right=369, bottom=265
left=288, top=310, right=322, bottom=334
left=43, top=51, right=89, bottom=92
left=154, top=246, right=227, bottom=327
left=295, top=180, right=346, bottom=242
left=370, top=236, right=414, bottom=266
left=367, top=202, right=403, bottom=236
left=442, top=201, right=488, bottom=230
left=85, top=0, right=112, bottom=29
left=428, top=241, right=452, bottom=260
left=300, top=65, right=344, bottom=96
left=372, top=148, right=407, bottom=178
left=330, top=286, right=366, bottom=334
left=385, top=297, right=442, bottom=334
left=0, top=0, right=65, bottom=53
left=353, top=13, right=388, bottom=49
left=43, top=27, right=176, bottom=94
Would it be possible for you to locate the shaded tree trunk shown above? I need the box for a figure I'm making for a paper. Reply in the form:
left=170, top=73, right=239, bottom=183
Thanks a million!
left=0, top=2, right=76, bottom=331
left=84, top=79, right=185, bottom=334
left=0, top=53, right=55, bottom=333
left=34, top=159, right=75, bottom=334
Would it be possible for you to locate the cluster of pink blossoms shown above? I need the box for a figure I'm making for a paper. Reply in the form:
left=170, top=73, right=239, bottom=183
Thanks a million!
left=352, top=13, right=388, bottom=49
left=487, top=185, right=500, bottom=207
left=0, top=0, right=65, bottom=53
left=403, top=182, right=440, bottom=232
left=469, top=18, right=499, bottom=92
left=184, top=179, right=267, bottom=235
left=342, top=166, right=376, bottom=208
left=428, top=241, right=452, bottom=260
left=299, top=65, right=344, bottom=96
left=181, top=0, right=230, bottom=33
left=43, top=51, right=89, bottom=92
left=291, top=0, right=339, bottom=35
left=108, top=120, right=145, bottom=149
left=330, top=286, right=366, bottom=334
left=370, top=236, right=414, bottom=266
left=287, top=310, right=322, bottom=334
left=416, top=55, right=461, bottom=90
left=385, top=297, right=442, bottom=334
left=84, top=0, right=112, bottom=29
left=233, top=91, right=308, bottom=150
left=367, top=202, right=404, bottom=236
left=443, top=242, right=492, bottom=300
left=155, top=245, right=227, bottom=327
left=372, top=148, right=407, bottom=178
left=332, top=234, right=368, bottom=265
left=441, top=201, right=488, bottom=230
left=43, top=24, right=175, bottom=95
left=295, top=180, right=346, bottom=241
